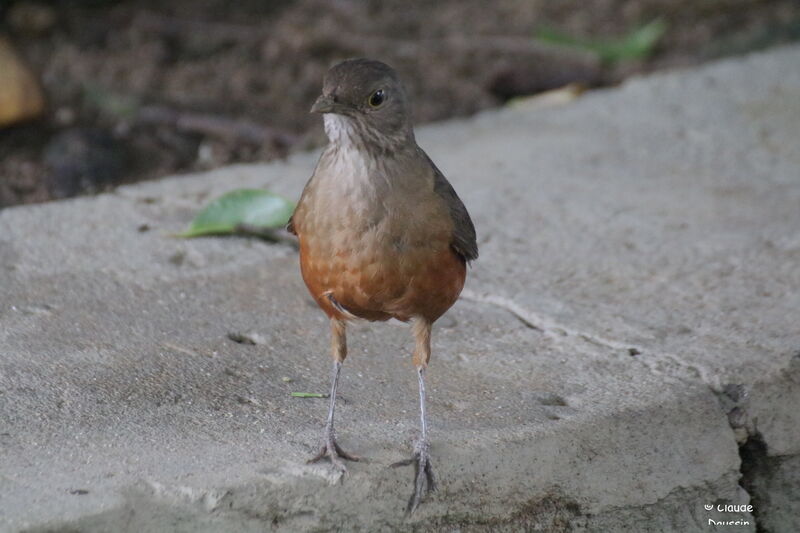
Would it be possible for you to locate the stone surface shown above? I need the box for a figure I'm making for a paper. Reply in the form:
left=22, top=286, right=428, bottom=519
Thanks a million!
left=2, top=45, right=800, bottom=532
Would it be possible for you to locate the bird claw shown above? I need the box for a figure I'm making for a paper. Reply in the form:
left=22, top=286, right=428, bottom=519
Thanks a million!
left=391, top=443, right=436, bottom=513
left=308, top=438, right=360, bottom=478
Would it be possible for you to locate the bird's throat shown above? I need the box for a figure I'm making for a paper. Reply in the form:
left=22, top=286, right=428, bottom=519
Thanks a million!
left=323, top=113, right=361, bottom=147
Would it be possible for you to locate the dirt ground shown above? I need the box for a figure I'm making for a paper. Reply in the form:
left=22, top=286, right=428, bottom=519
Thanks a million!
left=1, top=0, right=799, bottom=207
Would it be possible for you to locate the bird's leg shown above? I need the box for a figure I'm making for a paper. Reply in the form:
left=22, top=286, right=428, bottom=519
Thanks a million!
left=391, top=318, right=437, bottom=512
left=308, top=319, right=360, bottom=474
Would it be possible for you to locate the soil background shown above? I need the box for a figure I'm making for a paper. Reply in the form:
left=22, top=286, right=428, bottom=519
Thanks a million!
left=1, top=0, right=799, bottom=207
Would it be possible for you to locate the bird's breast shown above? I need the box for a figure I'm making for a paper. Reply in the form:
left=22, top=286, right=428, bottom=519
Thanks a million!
left=295, top=144, right=461, bottom=322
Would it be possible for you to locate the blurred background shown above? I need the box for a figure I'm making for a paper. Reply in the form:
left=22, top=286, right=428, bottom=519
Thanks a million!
left=1, top=0, right=799, bottom=208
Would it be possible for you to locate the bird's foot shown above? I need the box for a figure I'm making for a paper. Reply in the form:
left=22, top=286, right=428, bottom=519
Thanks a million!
left=390, top=439, right=436, bottom=512
left=308, top=434, right=360, bottom=477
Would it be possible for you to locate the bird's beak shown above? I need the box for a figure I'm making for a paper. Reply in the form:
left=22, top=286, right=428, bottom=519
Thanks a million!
left=310, top=94, right=341, bottom=114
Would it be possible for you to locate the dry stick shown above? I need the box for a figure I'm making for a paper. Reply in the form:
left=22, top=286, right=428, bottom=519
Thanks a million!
left=234, top=224, right=299, bottom=249
left=136, top=105, right=300, bottom=149
left=134, top=10, right=596, bottom=64
left=290, top=392, right=329, bottom=398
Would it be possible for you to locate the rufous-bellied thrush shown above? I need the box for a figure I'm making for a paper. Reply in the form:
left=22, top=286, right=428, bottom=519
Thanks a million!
left=288, top=58, right=478, bottom=512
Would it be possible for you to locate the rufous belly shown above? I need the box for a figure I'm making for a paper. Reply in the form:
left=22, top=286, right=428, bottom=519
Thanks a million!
left=299, top=236, right=466, bottom=323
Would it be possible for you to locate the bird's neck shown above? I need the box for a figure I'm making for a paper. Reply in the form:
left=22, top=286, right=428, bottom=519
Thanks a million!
left=323, top=114, right=413, bottom=157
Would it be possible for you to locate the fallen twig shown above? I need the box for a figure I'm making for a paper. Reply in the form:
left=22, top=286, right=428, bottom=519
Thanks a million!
left=234, top=224, right=299, bottom=249
left=137, top=105, right=300, bottom=149
left=290, top=392, right=329, bottom=398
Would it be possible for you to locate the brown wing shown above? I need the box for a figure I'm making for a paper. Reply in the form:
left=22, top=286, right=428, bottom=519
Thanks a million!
left=287, top=169, right=319, bottom=236
left=422, top=151, right=478, bottom=263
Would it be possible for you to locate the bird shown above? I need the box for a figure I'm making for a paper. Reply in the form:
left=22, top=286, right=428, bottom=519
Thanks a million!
left=287, top=58, right=478, bottom=512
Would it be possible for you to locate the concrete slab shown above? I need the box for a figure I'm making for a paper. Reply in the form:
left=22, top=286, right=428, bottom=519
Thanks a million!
left=2, top=45, right=800, bottom=531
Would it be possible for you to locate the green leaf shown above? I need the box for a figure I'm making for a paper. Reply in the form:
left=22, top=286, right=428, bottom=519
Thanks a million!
left=537, top=19, right=667, bottom=64
left=178, top=189, right=295, bottom=238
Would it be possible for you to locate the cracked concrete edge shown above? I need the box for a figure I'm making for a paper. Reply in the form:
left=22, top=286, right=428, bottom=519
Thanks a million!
left=742, top=454, right=800, bottom=533
left=465, top=278, right=800, bottom=533
left=466, top=284, right=797, bottom=533
left=716, top=368, right=800, bottom=532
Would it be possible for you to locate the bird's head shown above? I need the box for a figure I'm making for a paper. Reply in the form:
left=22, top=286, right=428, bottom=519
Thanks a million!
left=311, top=58, right=413, bottom=151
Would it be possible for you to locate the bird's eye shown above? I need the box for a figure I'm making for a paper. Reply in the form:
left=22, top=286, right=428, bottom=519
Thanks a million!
left=368, top=89, right=385, bottom=108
